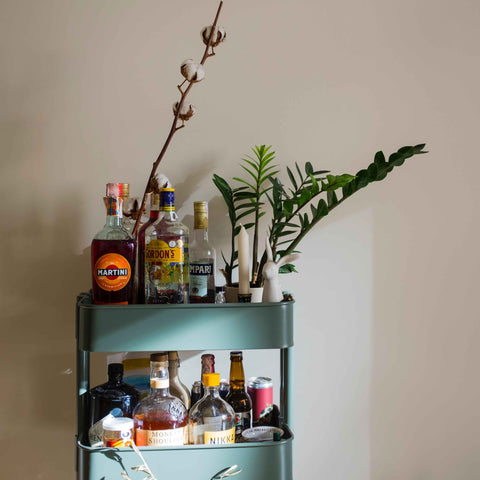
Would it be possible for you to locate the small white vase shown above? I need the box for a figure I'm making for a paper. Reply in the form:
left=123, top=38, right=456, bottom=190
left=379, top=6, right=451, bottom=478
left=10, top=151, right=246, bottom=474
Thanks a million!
left=225, top=285, right=264, bottom=303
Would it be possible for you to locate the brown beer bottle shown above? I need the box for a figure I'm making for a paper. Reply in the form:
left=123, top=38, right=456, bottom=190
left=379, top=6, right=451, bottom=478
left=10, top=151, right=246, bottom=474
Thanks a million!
left=225, top=351, right=252, bottom=438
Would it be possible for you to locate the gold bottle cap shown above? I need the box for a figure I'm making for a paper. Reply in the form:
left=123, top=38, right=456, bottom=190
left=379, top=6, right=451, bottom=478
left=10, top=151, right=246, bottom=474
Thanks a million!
left=194, top=201, right=208, bottom=213
left=203, top=372, right=220, bottom=387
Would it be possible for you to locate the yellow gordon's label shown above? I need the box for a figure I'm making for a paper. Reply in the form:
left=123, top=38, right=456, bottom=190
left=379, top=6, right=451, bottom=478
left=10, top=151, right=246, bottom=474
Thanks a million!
left=135, top=427, right=186, bottom=447
left=204, top=427, right=235, bottom=445
left=146, top=239, right=183, bottom=263
left=94, top=253, right=131, bottom=291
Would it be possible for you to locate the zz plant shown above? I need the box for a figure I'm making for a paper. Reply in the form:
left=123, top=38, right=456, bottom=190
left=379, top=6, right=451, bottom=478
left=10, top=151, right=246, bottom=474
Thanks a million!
left=214, top=143, right=427, bottom=286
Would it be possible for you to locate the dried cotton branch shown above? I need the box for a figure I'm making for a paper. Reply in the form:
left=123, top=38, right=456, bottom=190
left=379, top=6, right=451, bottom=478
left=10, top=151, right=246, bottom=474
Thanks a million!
left=132, top=0, right=225, bottom=236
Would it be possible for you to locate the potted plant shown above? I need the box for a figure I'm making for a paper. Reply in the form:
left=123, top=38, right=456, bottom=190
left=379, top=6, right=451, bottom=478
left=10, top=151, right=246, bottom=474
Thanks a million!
left=213, top=143, right=427, bottom=300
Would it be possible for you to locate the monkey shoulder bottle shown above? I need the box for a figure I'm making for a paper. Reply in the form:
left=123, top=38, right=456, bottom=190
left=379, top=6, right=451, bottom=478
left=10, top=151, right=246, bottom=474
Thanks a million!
left=133, top=353, right=188, bottom=446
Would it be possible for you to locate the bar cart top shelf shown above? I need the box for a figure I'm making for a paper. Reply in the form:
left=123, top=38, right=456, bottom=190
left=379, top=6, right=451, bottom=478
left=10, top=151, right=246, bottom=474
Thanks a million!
left=76, top=292, right=294, bottom=352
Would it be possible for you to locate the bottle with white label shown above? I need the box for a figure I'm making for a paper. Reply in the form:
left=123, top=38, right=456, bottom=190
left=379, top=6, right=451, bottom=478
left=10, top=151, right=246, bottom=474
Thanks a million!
left=188, top=373, right=235, bottom=445
left=133, top=352, right=188, bottom=446
left=189, top=201, right=216, bottom=303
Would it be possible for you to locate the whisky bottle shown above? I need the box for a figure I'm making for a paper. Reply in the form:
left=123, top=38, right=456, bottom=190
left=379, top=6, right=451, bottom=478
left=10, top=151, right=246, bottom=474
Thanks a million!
left=133, top=352, right=188, bottom=446
left=91, top=183, right=136, bottom=304
left=188, top=373, right=235, bottom=445
left=189, top=201, right=216, bottom=303
left=168, top=351, right=191, bottom=409
left=136, top=193, right=160, bottom=303
left=144, top=188, right=189, bottom=304
left=225, top=351, right=252, bottom=437
left=88, top=363, right=140, bottom=428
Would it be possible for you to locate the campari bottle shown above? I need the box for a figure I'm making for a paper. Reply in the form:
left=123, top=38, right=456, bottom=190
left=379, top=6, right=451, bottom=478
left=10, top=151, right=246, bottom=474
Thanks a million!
left=91, top=183, right=136, bottom=304
left=189, top=201, right=216, bottom=303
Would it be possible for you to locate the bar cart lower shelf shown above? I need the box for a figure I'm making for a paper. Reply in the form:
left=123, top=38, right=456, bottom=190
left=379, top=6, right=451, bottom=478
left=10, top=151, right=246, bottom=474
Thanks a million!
left=75, top=293, right=295, bottom=480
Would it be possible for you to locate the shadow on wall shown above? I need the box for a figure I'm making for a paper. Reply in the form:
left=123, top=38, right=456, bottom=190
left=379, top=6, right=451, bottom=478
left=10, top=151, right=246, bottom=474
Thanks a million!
left=0, top=190, right=91, bottom=476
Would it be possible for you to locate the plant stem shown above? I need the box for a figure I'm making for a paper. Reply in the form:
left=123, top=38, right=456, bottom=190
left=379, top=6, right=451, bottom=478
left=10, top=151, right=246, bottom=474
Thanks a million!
left=132, top=0, right=224, bottom=236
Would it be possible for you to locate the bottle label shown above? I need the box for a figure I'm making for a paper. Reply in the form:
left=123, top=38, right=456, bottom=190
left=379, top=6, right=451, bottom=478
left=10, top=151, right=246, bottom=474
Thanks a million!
left=204, top=427, right=235, bottom=445
left=94, top=253, right=131, bottom=291
left=234, top=411, right=252, bottom=435
left=145, top=239, right=186, bottom=290
left=135, top=427, right=186, bottom=446
left=189, top=262, right=214, bottom=298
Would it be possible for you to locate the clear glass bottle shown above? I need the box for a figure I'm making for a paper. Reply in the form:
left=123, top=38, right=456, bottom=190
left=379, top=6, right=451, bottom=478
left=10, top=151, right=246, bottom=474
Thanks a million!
left=168, top=351, right=191, bottom=409
left=188, top=373, right=235, bottom=445
left=88, top=363, right=140, bottom=428
left=225, top=351, right=252, bottom=438
left=144, top=188, right=189, bottom=304
left=91, top=183, right=136, bottom=304
left=136, top=192, right=160, bottom=303
left=88, top=408, right=123, bottom=447
left=189, top=201, right=216, bottom=303
left=133, top=352, right=188, bottom=446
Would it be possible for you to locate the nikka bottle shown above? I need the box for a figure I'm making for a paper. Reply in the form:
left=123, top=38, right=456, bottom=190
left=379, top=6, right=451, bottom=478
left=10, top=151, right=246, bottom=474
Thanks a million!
left=91, top=183, right=136, bottom=304
left=189, top=201, right=216, bottom=303
left=225, top=351, right=252, bottom=438
left=188, top=373, right=235, bottom=445
left=133, top=352, right=188, bottom=446
left=144, top=188, right=189, bottom=304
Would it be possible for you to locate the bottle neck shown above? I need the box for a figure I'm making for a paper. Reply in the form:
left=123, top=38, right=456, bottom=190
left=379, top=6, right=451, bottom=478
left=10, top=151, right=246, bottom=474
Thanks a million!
left=229, top=359, right=246, bottom=390
left=192, top=228, right=208, bottom=242
left=150, top=361, right=170, bottom=396
left=105, top=197, right=123, bottom=227
left=108, top=373, right=123, bottom=386
left=204, top=385, right=221, bottom=398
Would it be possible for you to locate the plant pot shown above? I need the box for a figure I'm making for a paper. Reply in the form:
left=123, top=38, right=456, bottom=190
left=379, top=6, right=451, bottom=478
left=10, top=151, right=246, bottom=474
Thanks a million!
left=225, top=284, right=264, bottom=303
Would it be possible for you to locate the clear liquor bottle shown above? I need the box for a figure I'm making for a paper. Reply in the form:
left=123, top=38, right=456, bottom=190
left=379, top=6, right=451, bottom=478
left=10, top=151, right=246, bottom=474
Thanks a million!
left=133, top=352, right=188, bottom=446
left=188, top=373, right=235, bottom=445
left=136, top=192, right=160, bottom=303
left=144, top=188, right=189, bottom=304
left=189, top=201, right=216, bottom=303
left=168, top=351, right=191, bottom=409
left=91, top=183, right=136, bottom=305
left=225, top=351, right=252, bottom=438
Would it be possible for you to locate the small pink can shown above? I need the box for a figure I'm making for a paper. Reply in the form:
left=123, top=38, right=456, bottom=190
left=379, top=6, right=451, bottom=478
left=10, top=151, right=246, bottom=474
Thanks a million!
left=247, top=376, right=273, bottom=421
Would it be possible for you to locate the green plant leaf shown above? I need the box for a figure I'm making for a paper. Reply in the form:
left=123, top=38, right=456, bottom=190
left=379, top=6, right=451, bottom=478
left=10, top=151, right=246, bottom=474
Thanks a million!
left=327, top=189, right=338, bottom=207
left=286, top=167, right=298, bottom=190
left=305, top=162, right=314, bottom=175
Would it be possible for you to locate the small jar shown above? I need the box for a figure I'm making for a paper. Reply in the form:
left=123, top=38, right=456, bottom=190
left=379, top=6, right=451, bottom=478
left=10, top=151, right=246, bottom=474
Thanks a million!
left=215, top=286, right=226, bottom=304
left=102, top=417, right=134, bottom=447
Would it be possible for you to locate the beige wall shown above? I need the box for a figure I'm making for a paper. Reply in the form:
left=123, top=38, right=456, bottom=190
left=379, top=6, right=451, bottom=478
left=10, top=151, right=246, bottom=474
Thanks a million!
left=1, top=0, right=479, bottom=478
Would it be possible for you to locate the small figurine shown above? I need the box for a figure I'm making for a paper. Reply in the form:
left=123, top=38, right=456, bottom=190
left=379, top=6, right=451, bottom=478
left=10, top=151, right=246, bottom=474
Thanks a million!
left=262, top=239, right=301, bottom=303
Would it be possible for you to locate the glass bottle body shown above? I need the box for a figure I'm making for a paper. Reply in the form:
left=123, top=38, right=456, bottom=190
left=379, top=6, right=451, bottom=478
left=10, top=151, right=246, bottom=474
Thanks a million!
left=133, top=353, right=188, bottom=446
left=92, top=194, right=136, bottom=305
left=168, top=351, right=191, bottom=409
left=189, top=202, right=216, bottom=303
left=136, top=193, right=160, bottom=303
left=144, top=189, right=189, bottom=304
left=225, top=351, right=252, bottom=437
left=88, top=363, right=140, bottom=428
left=188, top=375, right=235, bottom=445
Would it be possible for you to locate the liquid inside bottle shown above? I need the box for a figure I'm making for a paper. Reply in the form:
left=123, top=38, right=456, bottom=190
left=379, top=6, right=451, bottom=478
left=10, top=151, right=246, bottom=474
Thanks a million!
left=225, top=351, right=252, bottom=438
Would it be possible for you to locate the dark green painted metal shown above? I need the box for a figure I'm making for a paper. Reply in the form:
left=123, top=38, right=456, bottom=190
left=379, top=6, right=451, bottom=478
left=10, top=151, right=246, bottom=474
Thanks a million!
left=77, top=428, right=293, bottom=480
left=77, top=293, right=294, bottom=352
left=75, top=293, right=294, bottom=479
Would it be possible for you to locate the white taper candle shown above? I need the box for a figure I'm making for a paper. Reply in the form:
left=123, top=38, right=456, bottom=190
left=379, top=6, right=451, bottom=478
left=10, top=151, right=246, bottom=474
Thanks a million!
left=238, top=225, right=250, bottom=295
